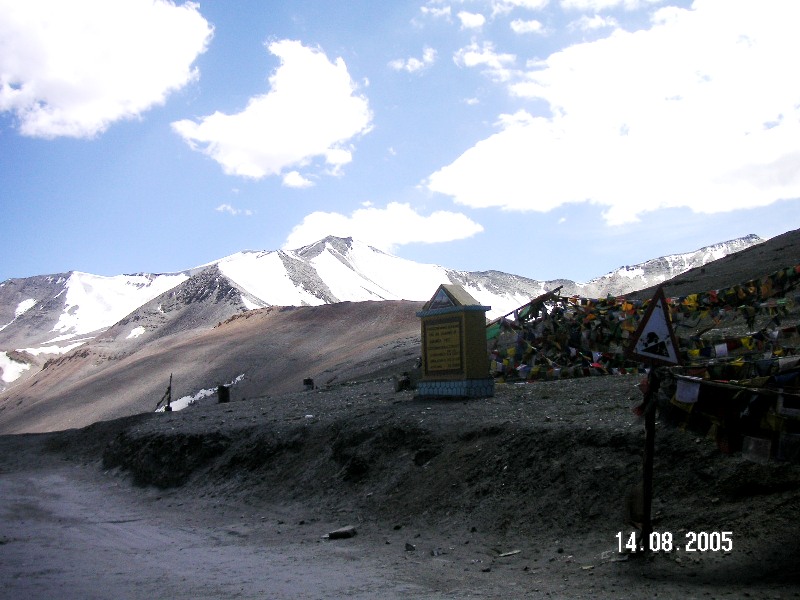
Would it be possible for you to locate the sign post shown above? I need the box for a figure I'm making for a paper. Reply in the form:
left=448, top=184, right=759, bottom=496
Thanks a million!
left=628, top=287, right=681, bottom=367
left=627, top=287, right=681, bottom=553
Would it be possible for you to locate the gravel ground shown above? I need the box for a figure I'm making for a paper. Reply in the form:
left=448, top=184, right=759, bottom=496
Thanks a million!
left=3, top=374, right=798, bottom=598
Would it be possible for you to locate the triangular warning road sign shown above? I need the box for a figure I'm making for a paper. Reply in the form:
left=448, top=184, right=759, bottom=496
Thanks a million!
left=627, top=287, right=681, bottom=366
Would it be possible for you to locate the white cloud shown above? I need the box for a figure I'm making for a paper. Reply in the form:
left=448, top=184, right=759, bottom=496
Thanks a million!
left=389, top=47, right=437, bottom=73
left=283, top=202, right=484, bottom=251
left=172, top=40, right=373, bottom=179
left=492, top=0, right=550, bottom=16
left=510, top=18, right=545, bottom=34
left=561, top=0, right=662, bottom=10
left=283, top=170, right=314, bottom=188
left=570, top=14, right=619, bottom=30
left=216, top=203, right=253, bottom=216
left=428, top=1, right=800, bottom=225
left=454, top=41, right=517, bottom=82
left=0, top=0, right=212, bottom=138
left=458, top=11, right=487, bottom=30
left=420, top=5, right=452, bottom=20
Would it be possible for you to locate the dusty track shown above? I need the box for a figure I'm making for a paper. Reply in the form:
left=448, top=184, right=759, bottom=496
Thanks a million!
left=3, top=377, right=798, bottom=598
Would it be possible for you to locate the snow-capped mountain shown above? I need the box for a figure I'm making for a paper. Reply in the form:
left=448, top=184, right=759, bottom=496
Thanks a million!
left=213, top=236, right=558, bottom=312
left=0, top=272, right=188, bottom=348
left=0, top=233, right=764, bottom=389
left=0, top=270, right=188, bottom=389
left=575, top=234, right=764, bottom=299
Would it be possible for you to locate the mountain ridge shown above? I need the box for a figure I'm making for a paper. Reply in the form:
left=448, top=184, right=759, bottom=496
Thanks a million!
left=0, top=232, right=766, bottom=393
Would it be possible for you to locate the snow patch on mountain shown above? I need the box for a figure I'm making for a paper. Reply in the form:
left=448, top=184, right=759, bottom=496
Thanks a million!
left=126, top=326, right=146, bottom=339
left=302, top=238, right=449, bottom=302
left=216, top=239, right=454, bottom=308
left=15, top=298, right=36, bottom=317
left=156, top=373, right=246, bottom=413
left=0, top=298, right=38, bottom=332
left=217, top=251, right=324, bottom=307
left=19, top=340, right=92, bottom=356
left=0, top=351, right=30, bottom=383
left=50, top=271, right=188, bottom=338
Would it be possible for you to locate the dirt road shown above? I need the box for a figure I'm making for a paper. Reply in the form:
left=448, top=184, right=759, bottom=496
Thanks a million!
left=0, top=467, right=436, bottom=599
left=2, top=377, right=799, bottom=599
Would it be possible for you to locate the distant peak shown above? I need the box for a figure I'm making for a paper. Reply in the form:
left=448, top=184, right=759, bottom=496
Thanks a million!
left=700, top=233, right=763, bottom=249
left=322, top=235, right=355, bottom=251
left=737, top=233, right=764, bottom=244
left=294, top=236, right=361, bottom=259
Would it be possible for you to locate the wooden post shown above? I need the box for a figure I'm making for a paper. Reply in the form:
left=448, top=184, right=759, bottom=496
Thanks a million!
left=164, top=373, right=173, bottom=411
left=155, top=374, right=174, bottom=411
left=641, top=367, right=660, bottom=552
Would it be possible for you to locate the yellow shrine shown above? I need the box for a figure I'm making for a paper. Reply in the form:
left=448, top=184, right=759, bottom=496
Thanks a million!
left=416, top=284, right=494, bottom=398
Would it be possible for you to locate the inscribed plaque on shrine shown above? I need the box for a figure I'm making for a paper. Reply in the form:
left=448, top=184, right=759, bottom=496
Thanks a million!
left=424, top=319, right=463, bottom=374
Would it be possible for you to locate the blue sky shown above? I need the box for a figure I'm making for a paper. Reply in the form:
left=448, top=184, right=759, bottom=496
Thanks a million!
left=1, top=0, right=799, bottom=285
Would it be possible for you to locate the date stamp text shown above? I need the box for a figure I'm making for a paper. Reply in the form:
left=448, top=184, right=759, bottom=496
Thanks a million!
left=616, top=531, right=733, bottom=553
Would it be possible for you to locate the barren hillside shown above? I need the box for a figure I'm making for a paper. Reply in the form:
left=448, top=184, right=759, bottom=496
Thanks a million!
left=0, top=300, right=422, bottom=434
